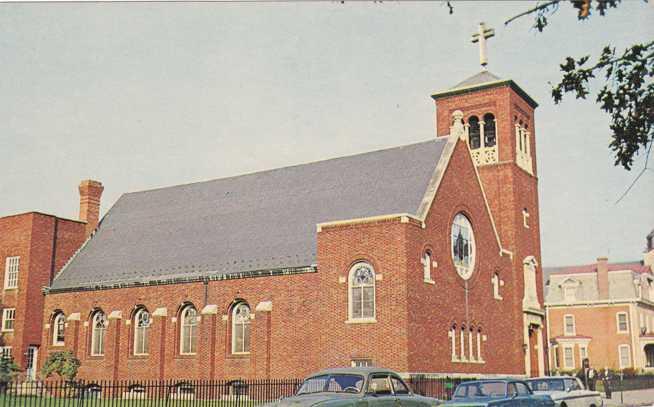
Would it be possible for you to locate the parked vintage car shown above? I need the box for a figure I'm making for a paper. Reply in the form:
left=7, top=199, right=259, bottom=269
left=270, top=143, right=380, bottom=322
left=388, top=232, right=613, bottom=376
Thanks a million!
left=525, top=377, right=603, bottom=407
left=444, top=379, right=555, bottom=407
left=263, top=367, right=442, bottom=407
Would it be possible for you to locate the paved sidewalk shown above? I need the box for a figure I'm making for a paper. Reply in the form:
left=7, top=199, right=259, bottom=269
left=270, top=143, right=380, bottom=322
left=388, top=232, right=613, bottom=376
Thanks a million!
left=602, top=389, right=654, bottom=407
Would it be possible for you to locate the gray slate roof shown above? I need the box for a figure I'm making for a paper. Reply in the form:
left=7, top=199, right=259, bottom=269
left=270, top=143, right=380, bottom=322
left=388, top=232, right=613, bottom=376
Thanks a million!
left=451, top=71, right=501, bottom=89
left=51, top=139, right=448, bottom=291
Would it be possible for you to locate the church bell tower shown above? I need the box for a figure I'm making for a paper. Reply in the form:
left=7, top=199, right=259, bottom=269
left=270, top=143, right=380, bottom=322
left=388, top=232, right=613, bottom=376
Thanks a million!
left=431, top=23, right=546, bottom=377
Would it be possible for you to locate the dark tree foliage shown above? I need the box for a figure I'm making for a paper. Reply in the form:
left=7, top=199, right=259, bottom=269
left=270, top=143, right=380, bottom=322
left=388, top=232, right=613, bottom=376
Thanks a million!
left=504, top=0, right=653, bottom=170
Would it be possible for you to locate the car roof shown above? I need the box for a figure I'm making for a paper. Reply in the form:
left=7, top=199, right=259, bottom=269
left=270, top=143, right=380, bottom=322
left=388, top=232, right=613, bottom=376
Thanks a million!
left=525, top=376, right=574, bottom=380
left=309, top=367, right=398, bottom=377
left=458, top=379, right=520, bottom=384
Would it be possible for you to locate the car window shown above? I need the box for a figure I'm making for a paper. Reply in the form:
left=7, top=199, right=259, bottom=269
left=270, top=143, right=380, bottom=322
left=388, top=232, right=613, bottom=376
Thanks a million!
left=390, top=376, right=410, bottom=395
left=508, top=383, right=517, bottom=397
left=369, top=375, right=393, bottom=395
left=564, top=379, right=579, bottom=391
left=515, top=382, right=531, bottom=396
left=453, top=382, right=506, bottom=399
left=297, top=375, right=364, bottom=394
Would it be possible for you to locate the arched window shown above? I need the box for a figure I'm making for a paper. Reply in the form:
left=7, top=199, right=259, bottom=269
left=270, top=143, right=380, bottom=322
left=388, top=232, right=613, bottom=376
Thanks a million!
left=460, top=325, right=466, bottom=360
left=134, top=308, right=150, bottom=356
left=349, top=262, right=376, bottom=321
left=483, top=113, right=496, bottom=147
left=231, top=302, right=251, bottom=354
left=422, top=250, right=433, bottom=282
left=450, top=324, right=457, bottom=361
left=492, top=273, right=502, bottom=300
left=90, top=310, right=107, bottom=356
left=180, top=305, right=198, bottom=355
left=53, top=312, right=65, bottom=346
left=451, top=213, right=475, bottom=280
left=477, top=328, right=483, bottom=361
left=468, top=116, right=481, bottom=149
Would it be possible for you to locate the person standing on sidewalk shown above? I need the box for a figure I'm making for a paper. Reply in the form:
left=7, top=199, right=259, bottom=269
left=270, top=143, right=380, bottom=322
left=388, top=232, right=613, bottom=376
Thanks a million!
left=600, top=368, right=612, bottom=399
left=576, top=358, right=597, bottom=391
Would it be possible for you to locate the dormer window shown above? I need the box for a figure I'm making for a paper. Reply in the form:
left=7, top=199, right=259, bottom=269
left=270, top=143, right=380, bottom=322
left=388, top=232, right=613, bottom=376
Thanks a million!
left=560, top=278, right=580, bottom=303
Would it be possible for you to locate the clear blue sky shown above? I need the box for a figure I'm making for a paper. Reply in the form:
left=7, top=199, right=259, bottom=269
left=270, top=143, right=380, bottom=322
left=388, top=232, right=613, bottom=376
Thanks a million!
left=0, top=1, right=652, bottom=267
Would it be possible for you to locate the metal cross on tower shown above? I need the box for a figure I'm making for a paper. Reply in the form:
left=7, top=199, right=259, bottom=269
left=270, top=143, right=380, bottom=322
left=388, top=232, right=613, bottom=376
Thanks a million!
left=471, top=22, right=495, bottom=69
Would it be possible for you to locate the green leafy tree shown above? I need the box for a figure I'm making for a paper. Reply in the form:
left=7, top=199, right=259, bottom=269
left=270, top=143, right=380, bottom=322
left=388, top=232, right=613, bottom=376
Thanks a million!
left=502, top=0, right=653, bottom=171
left=0, top=357, right=20, bottom=386
left=41, top=351, right=80, bottom=382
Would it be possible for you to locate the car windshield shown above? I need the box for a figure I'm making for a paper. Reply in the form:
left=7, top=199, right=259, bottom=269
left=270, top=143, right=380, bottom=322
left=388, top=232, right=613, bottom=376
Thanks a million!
left=297, top=374, right=365, bottom=395
left=527, top=379, right=565, bottom=392
left=453, top=382, right=507, bottom=399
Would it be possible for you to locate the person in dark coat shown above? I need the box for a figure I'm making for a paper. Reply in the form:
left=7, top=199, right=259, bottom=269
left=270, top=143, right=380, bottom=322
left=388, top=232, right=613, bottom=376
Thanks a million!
left=576, top=358, right=597, bottom=391
left=601, top=367, right=612, bottom=399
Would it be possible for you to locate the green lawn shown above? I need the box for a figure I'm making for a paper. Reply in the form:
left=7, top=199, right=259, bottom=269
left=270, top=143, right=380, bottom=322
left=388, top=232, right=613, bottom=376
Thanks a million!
left=0, top=395, right=260, bottom=407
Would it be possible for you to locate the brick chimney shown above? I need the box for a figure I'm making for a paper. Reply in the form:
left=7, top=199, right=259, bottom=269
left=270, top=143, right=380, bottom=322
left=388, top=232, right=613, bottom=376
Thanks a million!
left=597, top=256, right=610, bottom=300
left=79, top=180, right=104, bottom=237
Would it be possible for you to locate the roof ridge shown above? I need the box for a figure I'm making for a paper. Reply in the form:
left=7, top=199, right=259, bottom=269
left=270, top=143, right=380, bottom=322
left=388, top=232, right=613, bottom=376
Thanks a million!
left=122, top=138, right=445, bottom=197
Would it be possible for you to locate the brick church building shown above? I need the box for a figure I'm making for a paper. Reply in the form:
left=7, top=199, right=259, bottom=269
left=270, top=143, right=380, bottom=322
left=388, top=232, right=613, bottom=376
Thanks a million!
left=40, top=69, right=547, bottom=381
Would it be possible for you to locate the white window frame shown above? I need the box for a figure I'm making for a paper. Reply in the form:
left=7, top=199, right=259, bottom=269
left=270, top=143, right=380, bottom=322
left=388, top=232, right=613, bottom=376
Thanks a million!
left=616, top=312, right=629, bottom=334
left=133, top=308, right=150, bottom=356
left=476, top=330, right=483, bottom=362
left=563, top=345, right=575, bottom=369
left=564, top=314, right=576, bottom=336
left=180, top=305, right=198, bottom=355
left=0, top=346, right=11, bottom=360
left=348, top=262, right=376, bottom=322
left=451, top=214, right=476, bottom=280
left=579, top=344, right=588, bottom=362
left=563, top=286, right=576, bottom=302
left=522, top=209, right=530, bottom=229
left=351, top=359, right=373, bottom=367
left=4, top=256, right=19, bottom=290
left=52, top=313, right=66, bottom=346
left=90, top=311, right=106, bottom=356
left=422, top=250, right=434, bottom=283
left=450, top=325, right=457, bottom=361
left=618, top=344, right=631, bottom=369
left=492, top=273, right=502, bottom=300
left=2, top=308, right=15, bottom=332
left=231, top=302, right=251, bottom=355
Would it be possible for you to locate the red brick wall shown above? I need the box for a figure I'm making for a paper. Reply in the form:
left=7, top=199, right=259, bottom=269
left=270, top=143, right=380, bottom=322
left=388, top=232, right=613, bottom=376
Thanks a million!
left=0, top=212, right=86, bottom=371
left=42, top=272, right=322, bottom=381
left=405, top=140, right=522, bottom=375
left=433, top=82, right=547, bottom=374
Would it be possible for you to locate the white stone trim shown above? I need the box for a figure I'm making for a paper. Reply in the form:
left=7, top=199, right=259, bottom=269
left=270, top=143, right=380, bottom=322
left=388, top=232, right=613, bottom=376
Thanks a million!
left=255, top=301, right=273, bottom=312
left=345, top=318, right=377, bottom=324
left=108, top=310, right=122, bottom=320
left=152, top=307, right=167, bottom=317
left=67, top=312, right=81, bottom=321
left=201, top=304, right=218, bottom=315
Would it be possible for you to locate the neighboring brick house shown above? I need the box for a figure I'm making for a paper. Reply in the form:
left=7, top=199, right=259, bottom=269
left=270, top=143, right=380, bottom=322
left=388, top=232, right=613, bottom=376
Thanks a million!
left=41, top=70, right=546, bottom=381
left=545, top=237, right=654, bottom=372
left=0, top=180, right=103, bottom=379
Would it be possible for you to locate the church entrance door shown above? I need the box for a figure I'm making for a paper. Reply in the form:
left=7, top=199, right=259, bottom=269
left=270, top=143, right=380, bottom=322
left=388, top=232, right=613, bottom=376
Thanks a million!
left=528, top=326, right=539, bottom=377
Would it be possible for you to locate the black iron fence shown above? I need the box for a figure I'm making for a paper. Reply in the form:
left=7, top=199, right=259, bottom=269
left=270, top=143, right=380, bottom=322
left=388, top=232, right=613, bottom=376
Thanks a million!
left=0, top=377, right=463, bottom=407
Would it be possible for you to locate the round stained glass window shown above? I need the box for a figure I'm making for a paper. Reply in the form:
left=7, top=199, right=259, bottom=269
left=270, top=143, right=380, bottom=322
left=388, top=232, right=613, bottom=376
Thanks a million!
left=451, top=213, right=475, bottom=280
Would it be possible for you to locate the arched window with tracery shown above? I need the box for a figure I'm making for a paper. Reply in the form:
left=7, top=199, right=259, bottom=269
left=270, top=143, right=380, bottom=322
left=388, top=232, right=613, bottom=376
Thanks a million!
left=468, top=116, right=481, bottom=149
left=134, top=308, right=151, bottom=355
left=232, top=302, right=251, bottom=354
left=90, top=310, right=107, bottom=356
left=180, top=305, right=198, bottom=355
left=349, top=262, right=376, bottom=321
left=483, top=113, right=496, bottom=147
left=53, top=312, right=65, bottom=346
